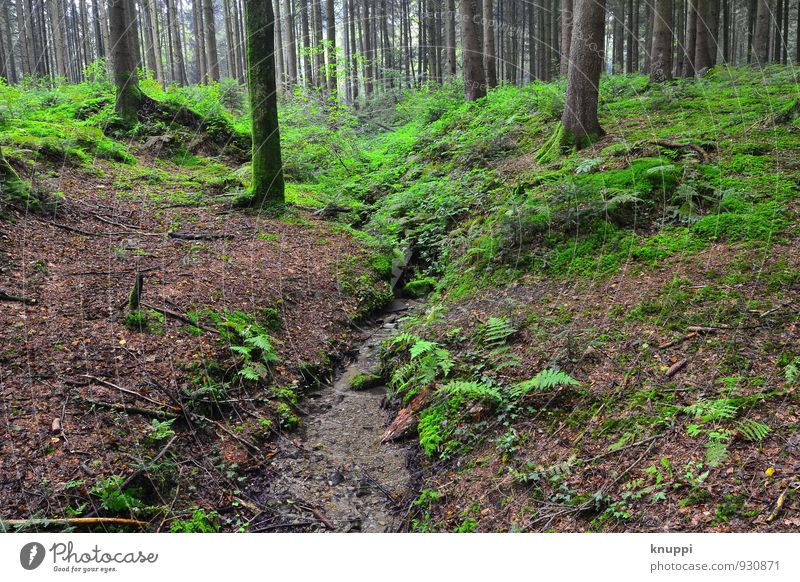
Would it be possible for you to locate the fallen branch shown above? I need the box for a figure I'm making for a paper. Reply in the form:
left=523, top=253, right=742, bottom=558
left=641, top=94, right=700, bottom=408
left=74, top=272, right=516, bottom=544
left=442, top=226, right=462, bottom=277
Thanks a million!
left=0, top=517, right=147, bottom=530
left=168, top=231, right=233, bottom=241
left=643, top=140, right=709, bottom=163
left=140, top=302, right=218, bottom=334
left=665, top=358, right=689, bottom=378
left=0, top=290, right=36, bottom=304
left=76, top=396, right=178, bottom=419
left=79, top=374, right=180, bottom=411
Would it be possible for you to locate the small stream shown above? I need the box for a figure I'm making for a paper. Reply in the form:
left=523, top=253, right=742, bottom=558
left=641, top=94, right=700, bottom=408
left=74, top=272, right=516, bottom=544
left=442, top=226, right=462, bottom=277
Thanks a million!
left=249, top=298, right=418, bottom=532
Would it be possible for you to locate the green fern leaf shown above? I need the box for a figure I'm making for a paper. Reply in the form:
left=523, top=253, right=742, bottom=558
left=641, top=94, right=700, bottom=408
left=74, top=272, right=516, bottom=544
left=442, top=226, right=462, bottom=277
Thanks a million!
left=736, top=419, right=771, bottom=442
left=512, top=368, right=579, bottom=398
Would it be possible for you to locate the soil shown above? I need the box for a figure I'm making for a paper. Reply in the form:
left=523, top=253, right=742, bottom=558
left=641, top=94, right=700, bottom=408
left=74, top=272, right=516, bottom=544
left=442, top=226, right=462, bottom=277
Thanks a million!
left=0, top=158, right=400, bottom=531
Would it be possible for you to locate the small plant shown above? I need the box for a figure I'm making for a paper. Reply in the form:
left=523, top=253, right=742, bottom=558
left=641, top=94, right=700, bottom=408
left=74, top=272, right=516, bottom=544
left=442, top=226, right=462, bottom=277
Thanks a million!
left=90, top=476, right=142, bottom=513
left=208, top=310, right=281, bottom=382
left=147, top=418, right=176, bottom=443
left=170, top=508, right=220, bottom=533
left=511, top=369, right=580, bottom=398
left=736, top=419, right=770, bottom=442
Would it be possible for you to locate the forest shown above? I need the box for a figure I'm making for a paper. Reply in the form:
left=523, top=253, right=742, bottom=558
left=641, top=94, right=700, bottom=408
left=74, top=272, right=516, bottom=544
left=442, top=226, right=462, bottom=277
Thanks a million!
left=0, top=0, right=798, bottom=534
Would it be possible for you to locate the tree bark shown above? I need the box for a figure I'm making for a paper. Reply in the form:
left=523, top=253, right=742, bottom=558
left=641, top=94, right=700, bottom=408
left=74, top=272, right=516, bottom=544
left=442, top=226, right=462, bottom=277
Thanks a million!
left=203, top=0, right=220, bottom=80
left=325, top=0, right=337, bottom=94
left=461, top=0, right=485, bottom=100
left=243, top=0, right=285, bottom=208
left=560, top=0, right=574, bottom=76
left=752, top=0, right=770, bottom=64
left=650, top=0, right=673, bottom=81
left=108, top=0, right=143, bottom=125
left=561, top=0, right=605, bottom=147
left=483, top=0, right=497, bottom=87
left=444, top=0, right=455, bottom=77
left=282, top=0, right=297, bottom=85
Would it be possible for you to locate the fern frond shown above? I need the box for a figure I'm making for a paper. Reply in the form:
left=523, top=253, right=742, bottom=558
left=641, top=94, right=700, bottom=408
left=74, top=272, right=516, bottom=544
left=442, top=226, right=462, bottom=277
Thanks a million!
left=684, top=399, right=737, bottom=422
left=704, top=440, right=729, bottom=468
left=736, top=419, right=771, bottom=442
left=438, top=380, right=503, bottom=403
left=480, top=316, right=516, bottom=349
left=410, top=339, right=436, bottom=359
left=511, top=368, right=579, bottom=398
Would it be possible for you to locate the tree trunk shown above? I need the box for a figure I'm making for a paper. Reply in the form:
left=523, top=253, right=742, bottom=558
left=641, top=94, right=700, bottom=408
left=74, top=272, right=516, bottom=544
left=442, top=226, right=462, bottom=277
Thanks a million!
left=482, top=0, right=497, bottom=87
left=752, top=0, right=770, bottom=64
left=650, top=0, right=673, bottom=81
left=694, top=0, right=714, bottom=73
left=203, top=0, right=220, bottom=80
left=560, top=0, right=574, bottom=76
left=48, top=0, right=69, bottom=77
left=243, top=0, right=285, bottom=208
left=282, top=0, right=297, bottom=86
left=325, top=0, right=337, bottom=94
left=193, top=0, right=207, bottom=81
left=562, top=0, right=605, bottom=147
left=683, top=0, right=697, bottom=75
left=444, top=0, right=455, bottom=77
left=300, top=0, right=313, bottom=86
left=311, top=0, right=323, bottom=88
left=148, top=0, right=164, bottom=84
left=108, top=0, right=143, bottom=125
left=461, top=0, right=485, bottom=100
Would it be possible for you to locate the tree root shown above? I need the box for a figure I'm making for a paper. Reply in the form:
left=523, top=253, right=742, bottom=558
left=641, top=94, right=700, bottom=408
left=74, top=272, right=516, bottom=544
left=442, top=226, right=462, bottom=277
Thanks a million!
left=0, top=517, right=148, bottom=530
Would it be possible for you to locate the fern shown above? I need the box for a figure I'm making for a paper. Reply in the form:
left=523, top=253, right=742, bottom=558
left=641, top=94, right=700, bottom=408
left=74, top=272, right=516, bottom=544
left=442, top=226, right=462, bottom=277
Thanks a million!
left=684, top=399, right=737, bottom=422
left=410, top=339, right=436, bottom=359
left=603, top=190, right=644, bottom=209
left=479, top=316, right=516, bottom=349
left=736, top=419, right=771, bottom=442
left=511, top=368, right=579, bottom=398
left=785, top=361, right=799, bottom=385
left=244, top=334, right=280, bottom=363
left=575, top=158, right=602, bottom=175
left=704, top=440, right=729, bottom=468
left=439, top=380, right=503, bottom=403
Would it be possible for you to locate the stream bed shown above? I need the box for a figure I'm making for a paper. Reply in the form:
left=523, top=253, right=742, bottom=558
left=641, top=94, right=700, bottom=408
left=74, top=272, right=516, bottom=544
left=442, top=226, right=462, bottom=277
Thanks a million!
left=249, top=298, right=418, bottom=532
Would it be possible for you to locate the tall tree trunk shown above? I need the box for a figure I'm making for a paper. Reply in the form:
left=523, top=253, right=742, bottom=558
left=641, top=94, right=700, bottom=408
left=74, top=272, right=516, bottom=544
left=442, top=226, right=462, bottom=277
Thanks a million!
left=752, top=0, right=770, bottom=64
left=325, top=0, right=337, bottom=94
left=612, top=0, right=624, bottom=72
left=311, top=0, right=323, bottom=88
left=444, top=0, right=455, bottom=77
left=244, top=0, right=285, bottom=208
left=282, top=0, right=297, bottom=85
left=274, top=0, right=284, bottom=90
left=300, top=0, right=313, bottom=86
left=560, top=0, right=574, bottom=76
left=348, top=0, right=358, bottom=100
left=108, top=0, right=143, bottom=125
left=694, top=0, right=714, bottom=73
left=461, top=0, right=485, bottom=100
left=562, top=0, right=605, bottom=147
left=625, top=0, right=633, bottom=72
left=147, top=0, right=164, bottom=84
left=48, top=0, right=68, bottom=77
left=193, top=0, right=207, bottom=81
left=361, top=0, right=373, bottom=95
left=482, top=0, right=497, bottom=86
left=203, top=0, right=220, bottom=79
left=650, top=0, right=673, bottom=81
left=684, top=0, right=697, bottom=75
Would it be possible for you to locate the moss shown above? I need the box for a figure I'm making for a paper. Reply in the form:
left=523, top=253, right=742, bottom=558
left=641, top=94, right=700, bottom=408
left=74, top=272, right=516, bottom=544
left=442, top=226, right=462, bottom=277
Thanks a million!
left=349, top=371, right=383, bottom=391
left=404, top=276, right=437, bottom=297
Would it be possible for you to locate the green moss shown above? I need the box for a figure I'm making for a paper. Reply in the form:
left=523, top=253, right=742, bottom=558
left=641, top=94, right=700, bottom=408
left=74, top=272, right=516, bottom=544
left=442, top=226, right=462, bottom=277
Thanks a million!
left=349, top=371, right=383, bottom=391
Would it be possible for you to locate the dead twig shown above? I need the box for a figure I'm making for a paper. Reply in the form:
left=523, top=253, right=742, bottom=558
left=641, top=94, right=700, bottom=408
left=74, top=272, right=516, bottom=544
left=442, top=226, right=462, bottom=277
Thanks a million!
left=581, top=433, right=665, bottom=464
left=78, top=374, right=180, bottom=411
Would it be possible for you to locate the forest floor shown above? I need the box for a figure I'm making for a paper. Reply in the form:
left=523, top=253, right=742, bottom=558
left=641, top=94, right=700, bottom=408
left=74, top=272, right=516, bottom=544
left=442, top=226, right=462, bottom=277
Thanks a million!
left=1, top=66, right=799, bottom=532
left=0, top=150, right=398, bottom=531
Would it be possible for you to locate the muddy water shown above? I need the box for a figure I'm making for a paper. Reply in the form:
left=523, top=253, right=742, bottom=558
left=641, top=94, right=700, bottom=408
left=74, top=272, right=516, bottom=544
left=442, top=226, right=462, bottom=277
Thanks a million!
left=253, top=299, right=417, bottom=532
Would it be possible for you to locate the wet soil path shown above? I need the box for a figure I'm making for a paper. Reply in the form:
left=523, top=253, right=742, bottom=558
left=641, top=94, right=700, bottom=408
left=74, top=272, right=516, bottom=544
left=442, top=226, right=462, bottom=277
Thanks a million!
left=250, top=298, right=418, bottom=532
